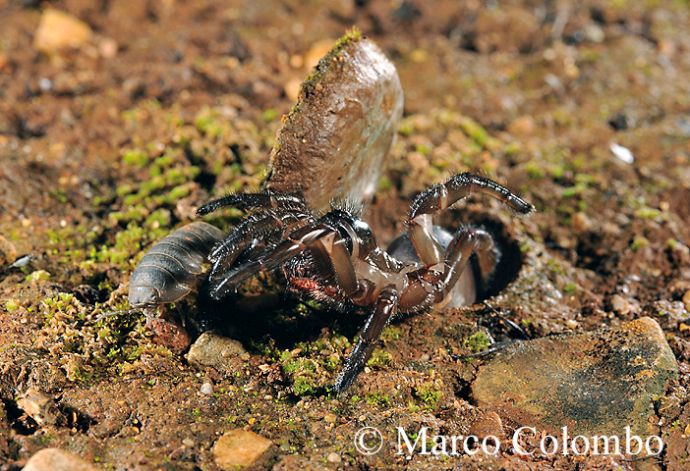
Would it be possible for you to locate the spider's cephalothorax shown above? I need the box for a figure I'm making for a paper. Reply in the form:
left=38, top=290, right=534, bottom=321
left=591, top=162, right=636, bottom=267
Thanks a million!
left=197, top=173, right=534, bottom=393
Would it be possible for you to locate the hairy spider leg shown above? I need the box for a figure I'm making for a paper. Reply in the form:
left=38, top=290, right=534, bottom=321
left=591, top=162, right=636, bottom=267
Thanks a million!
left=397, top=226, right=496, bottom=312
left=196, top=191, right=306, bottom=216
left=407, top=172, right=534, bottom=265
left=208, top=218, right=363, bottom=300
left=207, top=209, right=314, bottom=285
left=334, top=286, right=399, bottom=394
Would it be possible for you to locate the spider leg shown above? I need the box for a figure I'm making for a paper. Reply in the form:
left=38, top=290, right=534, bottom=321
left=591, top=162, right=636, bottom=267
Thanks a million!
left=434, top=226, right=495, bottom=304
left=399, top=226, right=495, bottom=310
left=197, top=191, right=306, bottom=216
left=207, top=208, right=313, bottom=282
left=334, top=286, right=399, bottom=394
left=407, top=173, right=534, bottom=265
left=208, top=218, right=363, bottom=300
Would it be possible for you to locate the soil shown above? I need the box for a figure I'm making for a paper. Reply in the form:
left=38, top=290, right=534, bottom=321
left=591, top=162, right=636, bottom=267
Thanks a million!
left=1, top=0, right=690, bottom=470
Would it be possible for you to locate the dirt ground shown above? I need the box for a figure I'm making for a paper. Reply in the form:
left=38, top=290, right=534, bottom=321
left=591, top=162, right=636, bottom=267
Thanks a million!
left=1, top=0, right=690, bottom=470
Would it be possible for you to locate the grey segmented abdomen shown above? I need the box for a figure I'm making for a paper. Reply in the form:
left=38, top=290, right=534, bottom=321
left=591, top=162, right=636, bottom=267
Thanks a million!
left=128, top=221, right=224, bottom=308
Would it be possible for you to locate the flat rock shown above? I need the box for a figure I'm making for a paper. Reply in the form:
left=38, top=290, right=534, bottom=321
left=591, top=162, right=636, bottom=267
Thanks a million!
left=23, top=448, right=97, bottom=471
left=472, top=317, right=678, bottom=436
left=186, top=331, right=247, bottom=375
left=212, top=429, right=274, bottom=470
left=266, top=30, right=403, bottom=211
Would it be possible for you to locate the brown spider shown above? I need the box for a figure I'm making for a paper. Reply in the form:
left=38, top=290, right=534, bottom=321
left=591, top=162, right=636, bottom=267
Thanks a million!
left=197, top=172, right=534, bottom=393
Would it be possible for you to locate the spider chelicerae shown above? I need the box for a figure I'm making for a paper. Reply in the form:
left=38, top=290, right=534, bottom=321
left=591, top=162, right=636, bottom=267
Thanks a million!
left=197, top=172, right=534, bottom=393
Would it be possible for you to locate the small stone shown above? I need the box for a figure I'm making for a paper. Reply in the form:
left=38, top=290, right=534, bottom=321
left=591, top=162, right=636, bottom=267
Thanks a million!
left=508, top=116, right=535, bottom=137
left=34, top=9, right=93, bottom=54
left=469, top=411, right=505, bottom=440
left=200, top=382, right=213, bottom=395
left=327, top=452, right=341, bottom=463
left=182, top=438, right=195, bottom=448
left=187, top=331, right=248, bottom=377
left=98, top=37, right=118, bottom=59
left=583, top=23, right=605, bottom=43
left=23, top=448, right=97, bottom=471
left=472, top=317, right=678, bottom=436
left=323, top=413, right=337, bottom=424
left=611, top=294, right=631, bottom=315
left=147, top=316, right=191, bottom=354
left=682, top=290, right=690, bottom=312
left=212, top=429, right=274, bottom=470
left=17, top=388, right=59, bottom=426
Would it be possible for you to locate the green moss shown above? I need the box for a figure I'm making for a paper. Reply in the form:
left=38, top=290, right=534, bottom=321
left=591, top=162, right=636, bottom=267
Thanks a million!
left=524, top=162, right=545, bottom=179
left=262, top=108, right=279, bottom=122
left=562, top=184, right=587, bottom=198
left=25, top=270, right=51, bottom=282
left=381, top=326, right=401, bottom=342
left=413, top=382, right=443, bottom=409
left=631, top=236, right=649, bottom=252
left=634, top=207, right=662, bottom=220
left=365, top=391, right=391, bottom=407
left=297, top=27, right=362, bottom=101
left=398, top=119, right=414, bottom=137
left=292, top=377, right=317, bottom=396
left=377, top=175, right=393, bottom=192
left=280, top=352, right=321, bottom=396
left=464, top=331, right=492, bottom=353
left=415, top=143, right=431, bottom=156
left=504, top=141, right=522, bottom=156
left=366, top=349, right=392, bottom=368
left=194, top=107, right=225, bottom=138
left=564, top=282, right=577, bottom=294
left=97, top=223, right=153, bottom=266
left=5, top=299, right=20, bottom=312
left=122, top=149, right=149, bottom=167
left=458, top=116, right=488, bottom=148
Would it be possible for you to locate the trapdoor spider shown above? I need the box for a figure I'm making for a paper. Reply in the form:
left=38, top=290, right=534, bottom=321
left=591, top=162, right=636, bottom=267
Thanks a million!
left=197, top=172, right=534, bottom=393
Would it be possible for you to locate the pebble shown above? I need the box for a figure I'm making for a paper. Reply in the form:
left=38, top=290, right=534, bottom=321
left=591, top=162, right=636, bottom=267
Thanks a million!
left=182, top=438, right=195, bottom=448
left=34, top=9, right=93, bottom=54
left=323, top=412, right=336, bottom=424
left=327, top=452, right=341, bottom=463
left=610, top=142, right=635, bottom=164
left=187, top=331, right=248, bottom=377
left=212, top=429, right=274, bottom=470
left=611, top=294, right=631, bottom=315
left=200, top=381, right=213, bottom=395
left=17, top=388, right=59, bottom=426
left=23, top=448, right=97, bottom=471
left=473, top=317, right=678, bottom=436
left=682, top=290, right=690, bottom=312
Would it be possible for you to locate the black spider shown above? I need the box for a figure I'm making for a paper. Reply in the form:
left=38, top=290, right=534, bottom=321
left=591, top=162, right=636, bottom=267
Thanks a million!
left=197, top=172, right=534, bottom=393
